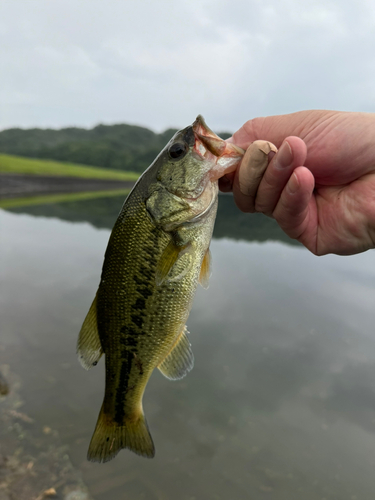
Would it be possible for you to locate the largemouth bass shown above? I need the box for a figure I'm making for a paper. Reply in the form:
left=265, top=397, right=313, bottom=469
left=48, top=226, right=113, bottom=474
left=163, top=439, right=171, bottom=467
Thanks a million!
left=77, top=116, right=244, bottom=462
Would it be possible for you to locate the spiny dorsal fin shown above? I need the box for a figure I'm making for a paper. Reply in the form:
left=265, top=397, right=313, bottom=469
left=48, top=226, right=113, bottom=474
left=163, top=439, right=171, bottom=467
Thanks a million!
left=77, top=293, right=104, bottom=370
left=155, top=241, right=193, bottom=286
left=199, top=248, right=212, bottom=289
left=158, top=326, right=194, bottom=380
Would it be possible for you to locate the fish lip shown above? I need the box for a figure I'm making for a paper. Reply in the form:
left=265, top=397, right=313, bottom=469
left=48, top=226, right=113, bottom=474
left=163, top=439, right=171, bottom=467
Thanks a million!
left=192, top=115, right=244, bottom=165
left=191, top=115, right=245, bottom=184
left=192, top=115, right=219, bottom=139
left=192, top=115, right=223, bottom=160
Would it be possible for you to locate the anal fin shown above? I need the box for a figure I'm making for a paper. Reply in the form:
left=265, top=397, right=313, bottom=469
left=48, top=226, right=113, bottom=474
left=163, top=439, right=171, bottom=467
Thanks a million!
left=77, top=293, right=103, bottom=370
left=199, top=248, right=212, bottom=289
left=158, top=326, right=194, bottom=380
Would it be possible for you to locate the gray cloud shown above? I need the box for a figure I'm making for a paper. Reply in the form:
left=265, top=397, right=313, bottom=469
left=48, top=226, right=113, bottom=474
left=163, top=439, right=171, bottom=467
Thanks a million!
left=1, top=0, right=374, bottom=132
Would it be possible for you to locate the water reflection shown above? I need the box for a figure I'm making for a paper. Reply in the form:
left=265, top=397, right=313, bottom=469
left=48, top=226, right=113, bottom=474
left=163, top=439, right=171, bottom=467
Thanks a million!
left=1, top=198, right=375, bottom=499
left=4, top=191, right=300, bottom=246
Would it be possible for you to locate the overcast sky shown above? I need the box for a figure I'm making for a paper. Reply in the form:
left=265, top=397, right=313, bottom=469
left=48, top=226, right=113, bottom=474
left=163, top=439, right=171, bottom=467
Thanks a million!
left=1, top=0, right=374, bottom=133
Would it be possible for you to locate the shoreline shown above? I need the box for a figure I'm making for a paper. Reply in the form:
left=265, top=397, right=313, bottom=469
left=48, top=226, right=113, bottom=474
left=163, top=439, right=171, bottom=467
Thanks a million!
left=0, top=173, right=135, bottom=200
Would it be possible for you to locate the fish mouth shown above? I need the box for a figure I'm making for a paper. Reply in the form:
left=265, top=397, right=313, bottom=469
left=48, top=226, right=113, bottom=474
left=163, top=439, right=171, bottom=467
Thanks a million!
left=192, top=115, right=244, bottom=181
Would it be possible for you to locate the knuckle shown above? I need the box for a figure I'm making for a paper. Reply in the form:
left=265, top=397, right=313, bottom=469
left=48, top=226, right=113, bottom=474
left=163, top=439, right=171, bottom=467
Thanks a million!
left=254, top=200, right=272, bottom=216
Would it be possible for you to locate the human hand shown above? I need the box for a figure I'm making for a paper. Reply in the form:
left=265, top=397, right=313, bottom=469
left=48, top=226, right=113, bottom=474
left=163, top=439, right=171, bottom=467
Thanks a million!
left=220, top=110, right=375, bottom=255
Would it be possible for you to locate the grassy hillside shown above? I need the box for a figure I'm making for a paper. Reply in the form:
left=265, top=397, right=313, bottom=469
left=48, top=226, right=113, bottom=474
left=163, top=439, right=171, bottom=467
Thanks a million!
left=0, top=123, right=231, bottom=173
left=0, top=154, right=139, bottom=180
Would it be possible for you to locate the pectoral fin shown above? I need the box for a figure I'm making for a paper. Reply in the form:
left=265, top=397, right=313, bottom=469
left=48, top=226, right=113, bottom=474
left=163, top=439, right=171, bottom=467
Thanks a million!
left=155, top=241, right=193, bottom=286
left=158, top=326, right=194, bottom=380
left=77, top=293, right=104, bottom=370
left=199, top=248, right=212, bottom=289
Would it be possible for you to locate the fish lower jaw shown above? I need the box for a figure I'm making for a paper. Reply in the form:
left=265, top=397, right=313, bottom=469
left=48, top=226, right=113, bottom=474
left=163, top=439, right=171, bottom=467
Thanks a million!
left=192, top=143, right=243, bottom=183
left=209, top=155, right=243, bottom=182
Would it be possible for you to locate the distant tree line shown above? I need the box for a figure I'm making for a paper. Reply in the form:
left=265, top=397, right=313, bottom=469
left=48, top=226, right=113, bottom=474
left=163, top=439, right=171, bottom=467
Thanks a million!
left=0, top=123, right=231, bottom=173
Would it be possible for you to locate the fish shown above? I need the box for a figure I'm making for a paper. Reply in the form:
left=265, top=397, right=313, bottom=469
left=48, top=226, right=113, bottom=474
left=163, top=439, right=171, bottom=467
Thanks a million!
left=77, top=115, right=244, bottom=462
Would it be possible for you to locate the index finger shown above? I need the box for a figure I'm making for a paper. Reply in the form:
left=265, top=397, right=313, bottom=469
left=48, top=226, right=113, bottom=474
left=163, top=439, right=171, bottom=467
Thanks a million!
left=233, top=136, right=307, bottom=214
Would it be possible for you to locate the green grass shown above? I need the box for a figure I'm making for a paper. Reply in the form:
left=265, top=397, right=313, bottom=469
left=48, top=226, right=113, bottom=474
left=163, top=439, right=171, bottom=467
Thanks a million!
left=0, top=154, right=139, bottom=181
left=0, top=189, right=131, bottom=209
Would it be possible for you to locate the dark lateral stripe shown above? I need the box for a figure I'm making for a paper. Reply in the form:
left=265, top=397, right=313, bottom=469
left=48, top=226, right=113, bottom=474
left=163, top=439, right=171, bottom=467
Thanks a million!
left=115, top=350, right=133, bottom=424
left=131, top=297, right=146, bottom=311
left=144, top=250, right=158, bottom=265
left=131, top=314, right=144, bottom=328
left=120, top=334, right=138, bottom=348
left=144, top=245, right=156, bottom=256
left=120, top=324, right=135, bottom=335
left=137, top=287, right=152, bottom=299
left=139, top=265, right=152, bottom=280
left=120, top=324, right=142, bottom=346
left=133, top=275, right=144, bottom=285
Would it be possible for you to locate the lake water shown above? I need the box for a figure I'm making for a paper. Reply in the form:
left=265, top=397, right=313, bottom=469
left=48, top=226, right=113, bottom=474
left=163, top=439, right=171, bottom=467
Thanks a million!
left=1, top=193, right=375, bottom=499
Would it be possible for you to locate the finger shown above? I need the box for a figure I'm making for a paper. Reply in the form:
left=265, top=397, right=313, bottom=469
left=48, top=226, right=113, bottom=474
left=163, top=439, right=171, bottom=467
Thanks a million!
left=219, top=172, right=235, bottom=192
left=232, top=141, right=278, bottom=213
left=273, top=166, right=317, bottom=246
left=229, top=111, right=333, bottom=151
left=254, top=137, right=307, bottom=216
left=219, top=140, right=276, bottom=195
left=227, top=113, right=305, bottom=151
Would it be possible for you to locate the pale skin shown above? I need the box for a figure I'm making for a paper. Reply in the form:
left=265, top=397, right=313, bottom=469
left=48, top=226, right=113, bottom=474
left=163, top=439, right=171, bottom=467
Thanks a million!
left=220, top=110, right=375, bottom=256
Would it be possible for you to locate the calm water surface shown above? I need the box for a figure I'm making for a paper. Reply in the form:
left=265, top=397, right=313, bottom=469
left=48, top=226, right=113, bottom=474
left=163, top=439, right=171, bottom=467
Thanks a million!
left=1, top=194, right=375, bottom=499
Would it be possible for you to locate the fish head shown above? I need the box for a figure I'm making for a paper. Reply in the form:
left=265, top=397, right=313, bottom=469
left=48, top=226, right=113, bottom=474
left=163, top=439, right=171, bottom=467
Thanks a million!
left=155, top=115, right=243, bottom=200
left=146, top=116, right=244, bottom=229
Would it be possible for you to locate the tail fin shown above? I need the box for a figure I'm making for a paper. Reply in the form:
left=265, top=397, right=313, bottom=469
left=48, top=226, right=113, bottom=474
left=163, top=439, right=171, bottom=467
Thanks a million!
left=87, top=404, right=155, bottom=462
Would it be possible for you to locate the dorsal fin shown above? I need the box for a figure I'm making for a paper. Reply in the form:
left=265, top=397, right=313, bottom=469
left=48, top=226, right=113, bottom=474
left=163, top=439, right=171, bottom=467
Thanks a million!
left=199, top=248, right=211, bottom=289
left=77, top=293, right=104, bottom=370
left=158, top=327, right=194, bottom=380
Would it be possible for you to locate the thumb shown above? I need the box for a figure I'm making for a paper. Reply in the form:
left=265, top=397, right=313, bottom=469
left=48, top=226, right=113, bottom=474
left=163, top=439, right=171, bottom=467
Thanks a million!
left=229, top=110, right=329, bottom=150
left=221, top=111, right=315, bottom=193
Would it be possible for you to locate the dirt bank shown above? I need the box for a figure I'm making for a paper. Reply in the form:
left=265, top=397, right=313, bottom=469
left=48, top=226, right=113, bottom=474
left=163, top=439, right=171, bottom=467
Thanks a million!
left=0, top=365, right=93, bottom=500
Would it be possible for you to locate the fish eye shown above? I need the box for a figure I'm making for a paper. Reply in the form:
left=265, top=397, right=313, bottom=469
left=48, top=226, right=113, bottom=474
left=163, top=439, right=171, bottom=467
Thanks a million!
left=168, top=142, right=187, bottom=159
